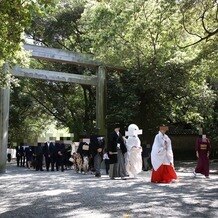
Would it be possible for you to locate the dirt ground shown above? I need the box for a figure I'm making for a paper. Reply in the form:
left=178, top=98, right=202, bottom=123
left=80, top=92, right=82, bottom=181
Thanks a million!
left=0, top=160, right=217, bottom=218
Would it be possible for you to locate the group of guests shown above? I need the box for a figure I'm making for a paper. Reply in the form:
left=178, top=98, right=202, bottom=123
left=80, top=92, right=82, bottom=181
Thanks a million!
left=73, top=124, right=149, bottom=180
left=14, top=124, right=211, bottom=182
left=100, top=124, right=177, bottom=182
left=15, top=141, right=72, bottom=172
left=106, top=124, right=177, bottom=182
left=73, top=133, right=105, bottom=177
left=107, top=124, right=211, bottom=182
left=70, top=125, right=145, bottom=179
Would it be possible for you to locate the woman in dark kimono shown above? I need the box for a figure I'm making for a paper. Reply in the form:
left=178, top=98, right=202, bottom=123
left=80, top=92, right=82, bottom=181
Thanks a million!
left=193, top=135, right=211, bottom=178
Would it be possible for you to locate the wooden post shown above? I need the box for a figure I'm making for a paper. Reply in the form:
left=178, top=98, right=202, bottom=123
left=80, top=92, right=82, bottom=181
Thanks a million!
left=96, top=66, right=106, bottom=136
left=0, top=63, right=10, bottom=173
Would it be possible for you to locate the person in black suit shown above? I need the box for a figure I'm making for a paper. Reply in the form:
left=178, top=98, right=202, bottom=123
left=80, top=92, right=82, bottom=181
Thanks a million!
left=43, top=141, right=56, bottom=171
left=90, top=132, right=105, bottom=178
left=108, top=124, right=127, bottom=179
left=142, top=143, right=151, bottom=171
left=16, top=144, right=24, bottom=167
left=16, top=145, right=21, bottom=167
left=7, top=145, right=12, bottom=163
left=34, top=143, right=44, bottom=171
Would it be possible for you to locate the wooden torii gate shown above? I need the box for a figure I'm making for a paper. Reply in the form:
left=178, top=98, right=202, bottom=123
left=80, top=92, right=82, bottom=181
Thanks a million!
left=0, top=44, right=108, bottom=173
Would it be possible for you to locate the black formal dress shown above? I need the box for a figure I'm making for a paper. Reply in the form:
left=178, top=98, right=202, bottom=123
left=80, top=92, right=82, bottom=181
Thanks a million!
left=25, top=146, right=33, bottom=168
left=56, top=142, right=66, bottom=172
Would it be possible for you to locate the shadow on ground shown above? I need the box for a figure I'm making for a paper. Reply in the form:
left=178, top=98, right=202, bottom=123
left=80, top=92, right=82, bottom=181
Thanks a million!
left=0, top=161, right=217, bottom=218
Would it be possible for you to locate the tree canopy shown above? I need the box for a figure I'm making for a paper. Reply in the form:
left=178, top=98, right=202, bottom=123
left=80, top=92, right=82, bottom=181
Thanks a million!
left=1, top=0, right=217, bottom=143
left=80, top=0, right=217, bottom=139
left=0, top=0, right=56, bottom=60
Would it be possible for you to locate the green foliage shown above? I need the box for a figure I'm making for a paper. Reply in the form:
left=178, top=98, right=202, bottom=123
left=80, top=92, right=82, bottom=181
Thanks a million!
left=25, top=0, right=87, bottom=52
left=0, top=0, right=56, bottom=60
left=22, top=61, right=96, bottom=139
left=177, top=0, right=218, bottom=48
left=9, top=80, right=53, bottom=143
left=22, top=1, right=97, bottom=138
left=106, top=70, right=139, bottom=131
left=4, top=0, right=217, bottom=144
left=0, top=0, right=57, bottom=89
left=81, top=0, right=217, bottom=140
left=81, top=0, right=180, bottom=67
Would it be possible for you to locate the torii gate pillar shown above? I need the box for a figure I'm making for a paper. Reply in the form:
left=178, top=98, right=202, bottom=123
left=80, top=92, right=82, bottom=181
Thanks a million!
left=0, top=64, right=10, bottom=173
left=96, top=66, right=106, bottom=136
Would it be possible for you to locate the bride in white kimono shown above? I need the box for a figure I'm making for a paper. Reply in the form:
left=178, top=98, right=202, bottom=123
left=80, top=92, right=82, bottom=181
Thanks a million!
left=125, top=124, right=142, bottom=178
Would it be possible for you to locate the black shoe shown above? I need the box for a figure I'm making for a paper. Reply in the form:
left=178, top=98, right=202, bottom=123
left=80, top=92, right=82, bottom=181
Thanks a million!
left=95, top=173, right=101, bottom=177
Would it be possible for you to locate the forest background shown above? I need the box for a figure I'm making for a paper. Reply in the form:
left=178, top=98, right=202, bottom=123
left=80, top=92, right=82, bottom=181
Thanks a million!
left=0, top=0, right=217, bottom=158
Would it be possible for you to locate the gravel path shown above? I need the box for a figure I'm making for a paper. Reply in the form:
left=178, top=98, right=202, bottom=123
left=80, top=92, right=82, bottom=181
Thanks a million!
left=0, top=161, right=217, bottom=218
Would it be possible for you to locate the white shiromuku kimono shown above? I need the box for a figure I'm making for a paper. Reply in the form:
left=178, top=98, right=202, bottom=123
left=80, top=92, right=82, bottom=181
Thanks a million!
left=126, top=136, right=142, bottom=178
left=151, top=131, right=174, bottom=171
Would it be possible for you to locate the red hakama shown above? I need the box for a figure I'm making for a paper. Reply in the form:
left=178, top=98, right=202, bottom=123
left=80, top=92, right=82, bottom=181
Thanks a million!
left=151, top=164, right=177, bottom=183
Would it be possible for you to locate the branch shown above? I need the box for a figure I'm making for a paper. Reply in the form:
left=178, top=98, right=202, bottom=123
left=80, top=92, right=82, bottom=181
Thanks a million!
left=216, top=3, right=218, bottom=21
left=182, top=12, right=202, bottom=38
left=25, top=89, right=68, bottom=124
left=178, top=2, right=218, bottom=48
left=55, top=39, right=71, bottom=50
left=29, top=34, right=50, bottom=47
left=178, top=28, right=218, bottom=48
left=200, top=8, right=211, bottom=34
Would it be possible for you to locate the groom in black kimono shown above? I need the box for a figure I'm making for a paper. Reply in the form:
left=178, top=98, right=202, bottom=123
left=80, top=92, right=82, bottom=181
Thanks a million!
left=108, top=124, right=127, bottom=179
